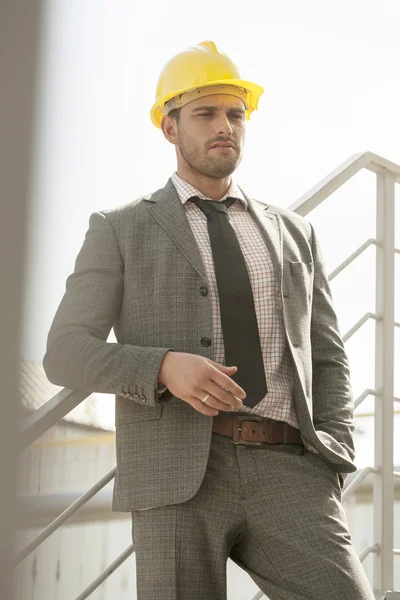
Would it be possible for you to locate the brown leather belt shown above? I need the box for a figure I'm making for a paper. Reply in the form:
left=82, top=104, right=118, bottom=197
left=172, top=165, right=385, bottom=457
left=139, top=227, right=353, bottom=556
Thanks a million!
left=212, top=413, right=304, bottom=446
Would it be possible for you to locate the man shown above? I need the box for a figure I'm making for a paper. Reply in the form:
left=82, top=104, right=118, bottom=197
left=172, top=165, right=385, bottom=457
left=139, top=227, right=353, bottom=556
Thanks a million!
left=44, top=41, right=375, bottom=599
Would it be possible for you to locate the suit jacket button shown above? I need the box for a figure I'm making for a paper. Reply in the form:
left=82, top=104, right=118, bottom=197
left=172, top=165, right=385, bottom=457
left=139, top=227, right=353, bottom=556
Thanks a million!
left=199, top=286, right=208, bottom=296
left=126, top=393, right=134, bottom=400
left=140, top=395, right=146, bottom=403
left=133, top=393, right=140, bottom=401
left=120, top=392, right=127, bottom=398
left=201, top=337, right=212, bottom=347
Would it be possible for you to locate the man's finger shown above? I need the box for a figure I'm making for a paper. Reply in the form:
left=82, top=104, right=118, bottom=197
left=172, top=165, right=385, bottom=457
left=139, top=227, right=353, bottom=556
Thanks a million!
left=219, top=385, right=243, bottom=402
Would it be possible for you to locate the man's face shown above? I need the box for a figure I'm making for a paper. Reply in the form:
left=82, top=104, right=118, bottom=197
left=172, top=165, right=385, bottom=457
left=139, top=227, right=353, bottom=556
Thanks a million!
left=171, top=94, right=246, bottom=179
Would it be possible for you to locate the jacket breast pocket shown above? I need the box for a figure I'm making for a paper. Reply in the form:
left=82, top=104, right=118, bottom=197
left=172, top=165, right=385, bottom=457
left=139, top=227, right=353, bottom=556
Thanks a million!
left=289, top=260, right=313, bottom=292
left=283, top=260, right=314, bottom=346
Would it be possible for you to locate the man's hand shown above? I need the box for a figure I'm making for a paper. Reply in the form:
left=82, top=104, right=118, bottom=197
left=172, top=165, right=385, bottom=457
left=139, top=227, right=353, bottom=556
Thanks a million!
left=158, top=351, right=246, bottom=416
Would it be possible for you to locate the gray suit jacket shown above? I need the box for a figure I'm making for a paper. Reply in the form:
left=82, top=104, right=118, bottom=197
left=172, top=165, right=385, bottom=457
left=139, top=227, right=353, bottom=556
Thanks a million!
left=43, top=178, right=356, bottom=512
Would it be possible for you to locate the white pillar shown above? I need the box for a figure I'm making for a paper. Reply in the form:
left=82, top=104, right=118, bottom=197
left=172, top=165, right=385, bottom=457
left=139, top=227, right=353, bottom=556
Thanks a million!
left=0, top=1, right=44, bottom=598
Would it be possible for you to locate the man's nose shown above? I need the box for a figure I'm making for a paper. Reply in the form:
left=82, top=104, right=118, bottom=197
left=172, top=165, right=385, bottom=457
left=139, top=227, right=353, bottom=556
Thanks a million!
left=215, top=113, right=233, bottom=136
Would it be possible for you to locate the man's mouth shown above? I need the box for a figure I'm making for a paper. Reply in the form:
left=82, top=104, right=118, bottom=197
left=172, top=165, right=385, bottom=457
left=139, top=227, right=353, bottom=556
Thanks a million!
left=211, top=142, right=235, bottom=149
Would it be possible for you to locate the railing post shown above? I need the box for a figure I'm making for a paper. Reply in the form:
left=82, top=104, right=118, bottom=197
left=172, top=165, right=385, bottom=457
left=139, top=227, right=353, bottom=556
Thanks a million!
left=373, top=171, right=396, bottom=590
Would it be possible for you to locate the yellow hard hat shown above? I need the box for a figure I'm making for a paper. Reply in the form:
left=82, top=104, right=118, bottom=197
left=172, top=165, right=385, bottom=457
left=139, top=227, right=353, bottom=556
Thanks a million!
left=150, top=41, right=264, bottom=128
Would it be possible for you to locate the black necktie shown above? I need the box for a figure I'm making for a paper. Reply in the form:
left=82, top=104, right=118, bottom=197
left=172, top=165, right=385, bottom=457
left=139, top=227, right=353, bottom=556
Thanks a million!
left=188, top=196, right=268, bottom=408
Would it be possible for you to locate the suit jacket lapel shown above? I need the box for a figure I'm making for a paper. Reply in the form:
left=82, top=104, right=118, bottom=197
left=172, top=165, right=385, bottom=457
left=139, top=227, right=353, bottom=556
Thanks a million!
left=147, top=179, right=284, bottom=299
left=146, top=179, right=207, bottom=281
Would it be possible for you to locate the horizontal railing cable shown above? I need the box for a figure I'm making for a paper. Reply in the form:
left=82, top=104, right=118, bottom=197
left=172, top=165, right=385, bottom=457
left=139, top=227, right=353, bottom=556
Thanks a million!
left=359, top=544, right=380, bottom=563
left=74, top=543, right=135, bottom=600
left=328, top=239, right=377, bottom=281
left=343, top=312, right=381, bottom=343
left=18, top=388, right=91, bottom=451
left=342, top=467, right=378, bottom=503
left=14, top=467, right=116, bottom=565
left=354, top=389, right=379, bottom=409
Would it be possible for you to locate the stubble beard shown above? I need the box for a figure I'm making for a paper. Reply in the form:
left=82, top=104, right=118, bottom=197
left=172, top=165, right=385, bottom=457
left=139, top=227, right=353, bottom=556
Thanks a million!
left=178, top=134, right=242, bottom=180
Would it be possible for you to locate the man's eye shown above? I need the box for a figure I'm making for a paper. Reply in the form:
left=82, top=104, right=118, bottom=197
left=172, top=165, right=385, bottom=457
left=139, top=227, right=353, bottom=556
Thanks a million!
left=197, top=112, right=244, bottom=119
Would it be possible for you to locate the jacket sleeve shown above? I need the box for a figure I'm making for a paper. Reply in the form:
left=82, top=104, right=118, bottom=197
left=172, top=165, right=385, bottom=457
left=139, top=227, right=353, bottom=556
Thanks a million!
left=310, top=223, right=356, bottom=463
left=43, top=211, right=173, bottom=407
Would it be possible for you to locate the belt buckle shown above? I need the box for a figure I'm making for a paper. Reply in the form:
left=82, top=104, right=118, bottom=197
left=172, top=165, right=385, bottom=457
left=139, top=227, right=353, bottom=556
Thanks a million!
left=231, top=415, right=266, bottom=446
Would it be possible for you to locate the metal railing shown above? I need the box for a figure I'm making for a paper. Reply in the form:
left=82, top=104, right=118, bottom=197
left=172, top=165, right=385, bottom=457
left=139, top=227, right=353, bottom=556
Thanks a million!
left=17, top=151, right=400, bottom=598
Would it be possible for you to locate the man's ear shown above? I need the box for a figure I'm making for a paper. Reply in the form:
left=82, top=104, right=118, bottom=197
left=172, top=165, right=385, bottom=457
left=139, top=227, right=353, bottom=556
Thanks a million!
left=161, top=116, right=179, bottom=145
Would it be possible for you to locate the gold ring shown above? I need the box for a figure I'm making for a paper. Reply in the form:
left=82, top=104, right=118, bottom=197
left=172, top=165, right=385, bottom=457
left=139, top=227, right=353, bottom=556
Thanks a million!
left=201, top=393, right=210, bottom=404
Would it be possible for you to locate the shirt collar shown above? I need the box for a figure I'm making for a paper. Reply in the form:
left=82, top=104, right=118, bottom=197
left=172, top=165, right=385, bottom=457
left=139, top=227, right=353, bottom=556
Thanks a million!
left=172, top=172, right=248, bottom=210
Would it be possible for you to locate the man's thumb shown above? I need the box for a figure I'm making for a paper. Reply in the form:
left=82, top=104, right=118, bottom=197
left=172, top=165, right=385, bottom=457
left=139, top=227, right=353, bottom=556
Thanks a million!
left=216, top=364, right=237, bottom=372
left=205, top=359, right=237, bottom=372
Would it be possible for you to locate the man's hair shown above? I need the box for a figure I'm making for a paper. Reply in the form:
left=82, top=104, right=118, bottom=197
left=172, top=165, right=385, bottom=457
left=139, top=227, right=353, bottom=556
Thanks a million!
left=168, top=107, right=181, bottom=123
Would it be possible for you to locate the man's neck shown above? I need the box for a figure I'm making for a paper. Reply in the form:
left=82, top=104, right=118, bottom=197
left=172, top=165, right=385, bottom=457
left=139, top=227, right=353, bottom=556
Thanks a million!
left=176, top=168, right=231, bottom=201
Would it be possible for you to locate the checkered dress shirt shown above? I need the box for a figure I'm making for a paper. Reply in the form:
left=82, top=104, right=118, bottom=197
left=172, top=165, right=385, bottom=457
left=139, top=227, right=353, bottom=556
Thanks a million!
left=170, top=172, right=298, bottom=429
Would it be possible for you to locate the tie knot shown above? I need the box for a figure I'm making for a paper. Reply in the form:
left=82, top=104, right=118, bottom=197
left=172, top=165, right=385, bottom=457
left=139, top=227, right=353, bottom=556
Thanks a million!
left=188, top=196, right=235, bottom=217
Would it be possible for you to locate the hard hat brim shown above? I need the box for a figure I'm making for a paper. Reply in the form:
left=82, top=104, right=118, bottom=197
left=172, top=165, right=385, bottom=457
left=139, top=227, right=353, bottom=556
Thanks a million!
left=151, top=78, right=264, bottom=128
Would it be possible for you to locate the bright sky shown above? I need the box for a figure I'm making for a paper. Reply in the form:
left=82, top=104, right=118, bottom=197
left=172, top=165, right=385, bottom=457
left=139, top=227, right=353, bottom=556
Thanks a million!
left=21, top=0, right=400, bottom=463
